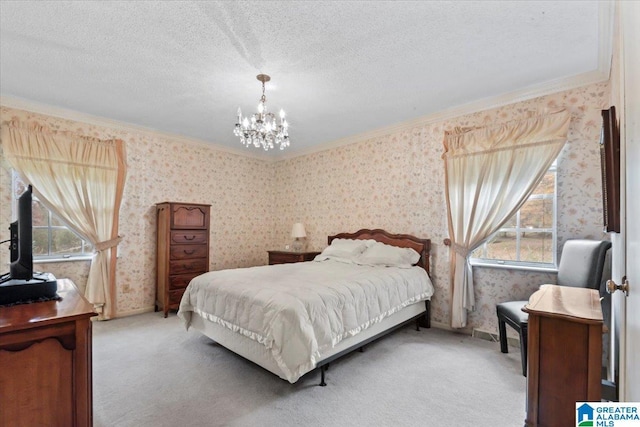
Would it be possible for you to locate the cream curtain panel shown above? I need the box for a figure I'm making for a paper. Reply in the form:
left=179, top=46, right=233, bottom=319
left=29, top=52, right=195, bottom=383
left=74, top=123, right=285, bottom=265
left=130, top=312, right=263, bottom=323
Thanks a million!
left=443, top=110, right=571, bottom=328
left=1, top=119, right=127, bottom=319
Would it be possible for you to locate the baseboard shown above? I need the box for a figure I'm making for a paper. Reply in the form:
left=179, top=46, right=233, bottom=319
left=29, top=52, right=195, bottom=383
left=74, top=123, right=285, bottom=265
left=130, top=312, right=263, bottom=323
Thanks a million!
left=430, top=320, right=456, bottom=332
left=472, top=328, right=520, bottom=348
left=114, top=306, right=156, bottom=318
left=430, top=323, right=520, bottom=348
left=472, top=329, right=499, bottom=343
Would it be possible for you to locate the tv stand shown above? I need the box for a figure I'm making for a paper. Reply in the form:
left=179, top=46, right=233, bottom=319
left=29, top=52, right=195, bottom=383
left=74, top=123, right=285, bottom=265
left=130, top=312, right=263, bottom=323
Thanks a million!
left=0, top=272, right=58, bottom=305
left=0, top=270, right=53, bottom=284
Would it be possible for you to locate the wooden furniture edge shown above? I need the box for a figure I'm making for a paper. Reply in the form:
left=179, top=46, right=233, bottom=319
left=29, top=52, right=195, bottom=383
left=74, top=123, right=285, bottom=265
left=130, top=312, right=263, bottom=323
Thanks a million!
left=0, top=278, right=95, bottom=427
left=523, top=284, right=603, bottom=324
left=268, top=250, right=321, bottom=254
left=155, top=202, right=212, bottom=207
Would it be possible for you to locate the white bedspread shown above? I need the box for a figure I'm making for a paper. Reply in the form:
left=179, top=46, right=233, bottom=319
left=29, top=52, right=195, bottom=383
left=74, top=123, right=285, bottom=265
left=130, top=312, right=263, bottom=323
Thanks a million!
left=178, top=260, right=434, bottom=383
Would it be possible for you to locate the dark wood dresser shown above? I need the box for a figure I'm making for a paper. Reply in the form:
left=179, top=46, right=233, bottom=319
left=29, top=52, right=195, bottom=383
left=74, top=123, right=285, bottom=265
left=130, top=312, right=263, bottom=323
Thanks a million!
left=156, top=202, right=211, bottom=317
left=0, top=279, right=96, bottom=427
left=523, top=284, right=603, bottom=427
left=268, top=250, right=321, bottom=265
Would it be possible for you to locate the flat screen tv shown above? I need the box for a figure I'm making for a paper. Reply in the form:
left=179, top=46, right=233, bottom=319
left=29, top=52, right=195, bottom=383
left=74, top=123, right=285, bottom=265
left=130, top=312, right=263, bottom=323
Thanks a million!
left=9, top=184, right=34, bottom=280
left=0, top=185, right=57, bottom=304
left=600, top=106, right=621, bottom=233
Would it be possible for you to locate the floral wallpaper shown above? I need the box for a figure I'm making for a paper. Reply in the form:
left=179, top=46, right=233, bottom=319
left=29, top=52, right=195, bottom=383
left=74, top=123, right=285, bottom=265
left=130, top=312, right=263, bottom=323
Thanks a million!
left=273, top=82, right=610, bottom=334
left=0, top=106, right=277, bottom=315
left=0, top=80, right=609, bottom=335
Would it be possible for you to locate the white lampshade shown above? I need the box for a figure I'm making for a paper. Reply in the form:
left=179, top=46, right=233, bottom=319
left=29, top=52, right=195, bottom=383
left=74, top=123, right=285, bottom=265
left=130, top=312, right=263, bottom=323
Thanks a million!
left=291, top=223, right=306, bottom=238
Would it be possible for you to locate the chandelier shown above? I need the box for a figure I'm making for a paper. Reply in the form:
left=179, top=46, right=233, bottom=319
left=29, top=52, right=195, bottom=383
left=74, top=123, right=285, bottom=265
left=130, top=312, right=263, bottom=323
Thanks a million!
left=234, top=74, right=290, bottom=151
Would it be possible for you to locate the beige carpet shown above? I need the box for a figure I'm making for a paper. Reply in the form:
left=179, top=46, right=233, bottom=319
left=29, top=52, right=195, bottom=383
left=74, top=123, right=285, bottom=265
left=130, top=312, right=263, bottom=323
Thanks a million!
left=93, top=313, right=526, bottom=427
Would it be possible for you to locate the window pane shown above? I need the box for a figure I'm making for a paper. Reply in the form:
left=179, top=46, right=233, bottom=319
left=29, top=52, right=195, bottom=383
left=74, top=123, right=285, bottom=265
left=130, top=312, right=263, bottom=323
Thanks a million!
left=485, top=232, right=518, bottom=261
left=32, top=227, right=49, bottom=256
left=503, top=213, right=518, bottom=228
left=31, top=200, right=49, bottom=227
left=536, top=172, right=556, bottom=195
left=13, top=178, right=28, bottom=198
left=51, top=215, right=66, bottom=227
left=470, top=166, right=556, bottom=266
left=51, top=228, right=84, bottom=255
left=519, top=232, right=553, bottom=263
left=12, top=171, right=93, bottom=258
left=471, top=245, right=484, bottom=259
left=520, top=198, right=554, bottom=229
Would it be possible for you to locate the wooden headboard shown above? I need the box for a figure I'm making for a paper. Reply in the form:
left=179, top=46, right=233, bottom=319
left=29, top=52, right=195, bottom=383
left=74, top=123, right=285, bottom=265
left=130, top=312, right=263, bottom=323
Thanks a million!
left=328, top=229, right=431, bottom=275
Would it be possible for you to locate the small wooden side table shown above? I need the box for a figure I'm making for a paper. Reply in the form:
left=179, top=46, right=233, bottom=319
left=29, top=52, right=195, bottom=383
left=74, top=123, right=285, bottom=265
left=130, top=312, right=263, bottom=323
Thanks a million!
left=523, top=284, right=603, bottom=427
left=268, top=250, right=321, bottom=265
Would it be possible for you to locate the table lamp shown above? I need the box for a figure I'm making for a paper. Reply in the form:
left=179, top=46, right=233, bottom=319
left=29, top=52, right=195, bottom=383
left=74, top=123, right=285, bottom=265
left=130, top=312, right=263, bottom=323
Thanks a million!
left=291, top=223, right=306, bottom=252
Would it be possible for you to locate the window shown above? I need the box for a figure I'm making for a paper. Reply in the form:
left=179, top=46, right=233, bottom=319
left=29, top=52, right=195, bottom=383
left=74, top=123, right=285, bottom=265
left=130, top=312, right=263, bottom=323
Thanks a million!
left=12, top=172, right=93, bottom=261
left=471, top=164, right=557, bottom=267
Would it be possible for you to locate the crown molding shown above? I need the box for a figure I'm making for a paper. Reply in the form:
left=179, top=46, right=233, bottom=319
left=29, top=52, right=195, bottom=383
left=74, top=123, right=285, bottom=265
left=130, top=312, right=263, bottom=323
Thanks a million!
left=2, top=65, right=609, bottom=166
left=598, top=0, right=615, bottom=79
left=0, top=95, right=273, bottom=162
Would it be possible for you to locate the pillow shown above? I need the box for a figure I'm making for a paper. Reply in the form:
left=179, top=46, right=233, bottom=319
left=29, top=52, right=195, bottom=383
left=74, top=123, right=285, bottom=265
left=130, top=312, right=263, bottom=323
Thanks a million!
left=314, top=238, right=372, bottom=263
left=355, top=241, right=420, bottom=268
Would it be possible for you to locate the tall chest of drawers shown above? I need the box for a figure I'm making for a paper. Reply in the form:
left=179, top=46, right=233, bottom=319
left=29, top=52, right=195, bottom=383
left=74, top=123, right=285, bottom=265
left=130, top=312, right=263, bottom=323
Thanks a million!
left=156, top=202, right=211, bottom=317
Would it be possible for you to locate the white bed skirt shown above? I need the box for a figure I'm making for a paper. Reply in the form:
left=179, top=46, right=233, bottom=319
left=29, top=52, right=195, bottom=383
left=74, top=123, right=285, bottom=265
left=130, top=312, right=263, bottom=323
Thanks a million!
left=188, top=300, right=427, bottom=383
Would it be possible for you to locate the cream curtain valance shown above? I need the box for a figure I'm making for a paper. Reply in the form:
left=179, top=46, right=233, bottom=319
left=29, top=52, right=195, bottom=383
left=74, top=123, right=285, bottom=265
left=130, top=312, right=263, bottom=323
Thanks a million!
left=443, top=111, right=571, bottom=157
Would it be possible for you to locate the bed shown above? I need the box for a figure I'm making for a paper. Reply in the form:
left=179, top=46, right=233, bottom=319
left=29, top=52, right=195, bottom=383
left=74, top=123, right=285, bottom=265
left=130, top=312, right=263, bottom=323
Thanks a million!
left=178, top=229, right=433, bottom=385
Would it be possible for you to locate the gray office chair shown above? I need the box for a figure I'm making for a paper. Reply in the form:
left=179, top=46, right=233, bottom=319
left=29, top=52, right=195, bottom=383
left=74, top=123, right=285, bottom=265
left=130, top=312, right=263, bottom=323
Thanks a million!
left=496, top=239, right=612, bottom=376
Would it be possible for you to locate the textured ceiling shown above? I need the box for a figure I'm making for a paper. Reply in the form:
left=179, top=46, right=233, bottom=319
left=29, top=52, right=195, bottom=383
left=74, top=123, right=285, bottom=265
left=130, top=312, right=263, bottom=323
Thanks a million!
left=0, top=1, right=609, bottom=158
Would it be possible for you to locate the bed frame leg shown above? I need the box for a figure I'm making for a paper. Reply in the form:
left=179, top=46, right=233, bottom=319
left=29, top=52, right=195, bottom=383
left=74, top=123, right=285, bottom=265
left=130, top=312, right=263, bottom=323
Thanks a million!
left=426, top=300, right=431, bottom=328
left=418, top=300, right=431, bottom=329
left=319, top=365, right=327, bottom=387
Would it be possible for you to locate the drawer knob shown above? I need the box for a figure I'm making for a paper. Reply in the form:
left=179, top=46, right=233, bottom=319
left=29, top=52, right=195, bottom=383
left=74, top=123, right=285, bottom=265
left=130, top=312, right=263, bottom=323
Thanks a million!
left=184, top=235, right=196, bottom=240
left=184, top=249, right=195, bottom=255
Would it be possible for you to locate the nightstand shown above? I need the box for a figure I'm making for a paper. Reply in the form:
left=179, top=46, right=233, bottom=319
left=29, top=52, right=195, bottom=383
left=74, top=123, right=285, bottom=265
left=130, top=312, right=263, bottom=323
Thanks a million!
left=268, top=250, right=321, bottom=265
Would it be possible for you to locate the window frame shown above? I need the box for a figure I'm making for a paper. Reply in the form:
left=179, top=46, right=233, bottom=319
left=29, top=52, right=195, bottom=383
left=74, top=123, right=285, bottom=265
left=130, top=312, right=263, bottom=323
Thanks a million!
left=11, top=171, right=93, bottom=263
left=469, top=162, right=558, bottom=271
